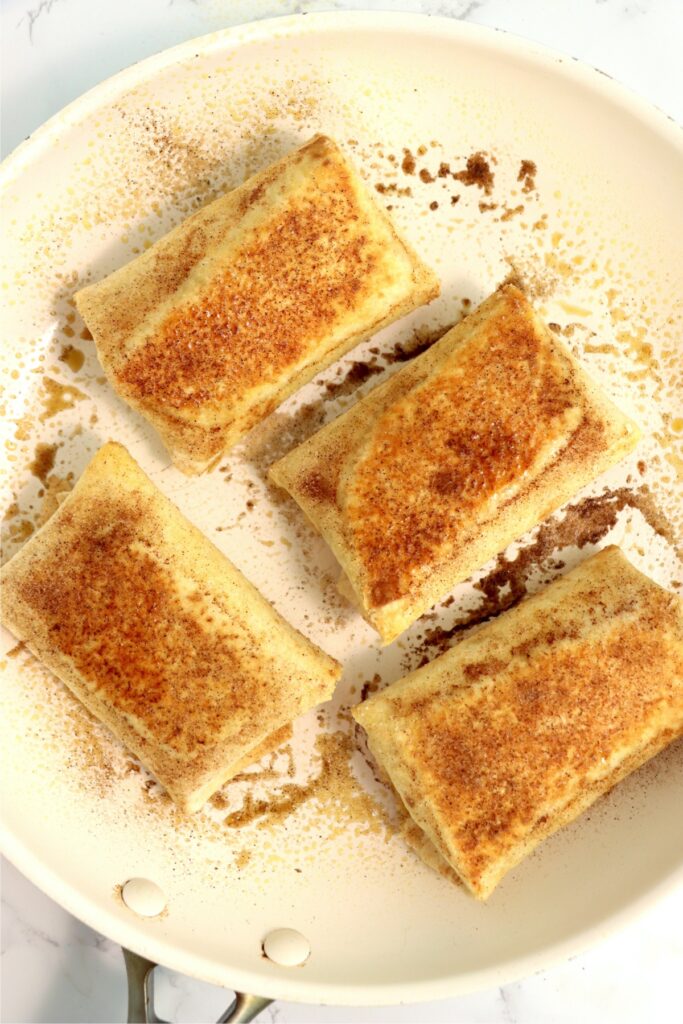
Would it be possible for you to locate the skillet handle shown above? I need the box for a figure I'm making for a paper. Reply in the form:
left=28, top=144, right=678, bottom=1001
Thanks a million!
left=122, top=947, right=273, bottom=1023
left=218, top=991, right=274, bottom=1023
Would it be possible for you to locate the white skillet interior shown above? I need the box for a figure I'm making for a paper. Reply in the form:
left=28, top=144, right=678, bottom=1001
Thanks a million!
left=0, top=13, right=681, bottom=1005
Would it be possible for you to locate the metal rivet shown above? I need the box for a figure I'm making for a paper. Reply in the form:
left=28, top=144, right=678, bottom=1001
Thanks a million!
left=121, top=878, right=166, bottom=917
left=262, top=928, right=310, bottom=967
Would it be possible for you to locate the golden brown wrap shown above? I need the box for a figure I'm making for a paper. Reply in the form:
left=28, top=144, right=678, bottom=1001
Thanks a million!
left=270, top=284, right=640, bottom=643
left=1, top=442, right=341, bottom=811
left=76, top=135, right=439, bottom=473
left=353, top=547, right=683, bottom=898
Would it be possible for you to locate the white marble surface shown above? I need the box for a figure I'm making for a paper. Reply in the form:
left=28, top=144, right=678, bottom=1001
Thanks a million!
left=1, top=1, right=682, bottom=1021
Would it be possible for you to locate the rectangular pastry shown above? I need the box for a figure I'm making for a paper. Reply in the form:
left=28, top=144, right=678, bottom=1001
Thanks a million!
left=0, top=442, right=341, bottom=811
left=270, top=284, right=640, bottom=643
left=75, top=135, right=439, bottom=474
left=353, top=546, right=683, bottom=899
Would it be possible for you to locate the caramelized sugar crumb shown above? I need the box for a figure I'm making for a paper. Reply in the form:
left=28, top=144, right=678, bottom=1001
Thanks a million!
left=401, top=149, right=416, bottom=175
left=517, top=159, right=537, bottom=193
left=453, top=152, right=495, bottom=195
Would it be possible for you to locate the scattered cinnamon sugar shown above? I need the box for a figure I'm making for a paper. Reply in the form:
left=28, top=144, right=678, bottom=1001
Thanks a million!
left=382, top=322, right=456, bottom=364
left=401, top=149, right=416, bottom=175
left=429, top=200, right=439, bottom=211
left=500, top=204, right=524, bottom=222
left=503, top=255, right=557, bottom=301
left=404, top=151, right=497, bottom=198
left=2, top=472, right=74, bottom=563
left=472, top=485, right=676, bottom=605
left=134, top=104, right=218, bottom=196
left=223, top=781, right=309, bottom=829
left=231, top=737, right=297, bottom=786
left=235, top=849, right=252, bottom=870
left=300, top=470, right=337, bottom=504
left=518, top=159, right=537, bottom=193
left=2, top=515, right=34, bottom=548
left=324, top=358, right=384, bottom=399
left=478, top=201, right=497, bottom=213
left=222, top=731, right=393, bottom=838
left=7, top=645, right=122, bottom=800
left=231, top=723, right=294, bottom=774
left=239, top=398, right=328, bottom=472
left=360, top=673, right=383, bottom=702
left=409, top=485, right=679, bottom=663
left=453, top=152, right=494, bottom=194
left=374, top=182, right=412, bottom=198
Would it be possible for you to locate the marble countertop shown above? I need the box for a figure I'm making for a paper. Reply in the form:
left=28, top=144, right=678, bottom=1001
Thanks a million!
left=1, top=1, right=682, bottom=1022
